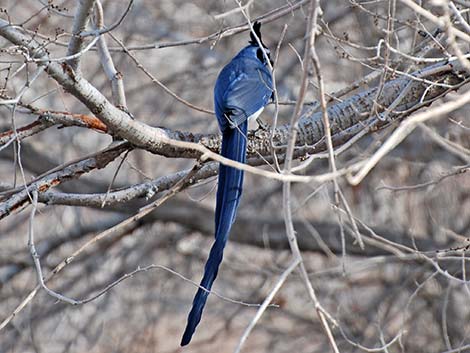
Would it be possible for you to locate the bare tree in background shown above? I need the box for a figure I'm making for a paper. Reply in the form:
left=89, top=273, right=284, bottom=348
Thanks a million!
left=1, top=0, right=469, bottom=352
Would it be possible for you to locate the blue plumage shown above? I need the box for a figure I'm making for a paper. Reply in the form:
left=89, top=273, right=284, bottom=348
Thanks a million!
left=181, top=22, right=273, bottom=346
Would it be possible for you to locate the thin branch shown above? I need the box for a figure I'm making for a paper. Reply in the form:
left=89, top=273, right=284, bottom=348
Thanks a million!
left=108, top=32, right=213, bottom=114
left=81, top=0, right=134, bottom=37
left=37, top=163, right=217, bottom=208
left=28, top=190, right=78, bottom=304
left=94, top=0, right=127, bottom=108
left=0, top=142, right=130, bottom=219
left=1, top=17, right=468, bottom=163
left=234, top=258, right=301, bottom=353
left=214, top=0, right=255, bottom=20
left=419, top=123, right=470, bottom=163
left=347, top=90, right=470, bottom=185
left=0, top=162, right=201, bottom=326
left=66, top=0, right=96, bottom=70
left=281, top=2, right=340, bottom=352
left=0, top=109, right=108, bottom=146
left=104, top=0, right=312, bottom=51
left=399, top=0, right=470, bottom=42
left=376, top=163, right=470, bottom=192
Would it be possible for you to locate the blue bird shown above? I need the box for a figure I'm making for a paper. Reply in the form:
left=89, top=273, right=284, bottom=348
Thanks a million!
left=181, top=22, right=273, bottom=346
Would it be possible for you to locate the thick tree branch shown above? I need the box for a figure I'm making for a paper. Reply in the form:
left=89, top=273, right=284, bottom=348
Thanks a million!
left=0, top=19, right=468, bottom=165
left=37, top=163, right=218, bottom=208
left=0, top=142, right=129, bottom=219
left=0, top=109, right=108, bottom=145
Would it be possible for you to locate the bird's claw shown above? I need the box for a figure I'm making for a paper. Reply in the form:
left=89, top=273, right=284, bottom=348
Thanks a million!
left=256, top=118, right=270, bottom=131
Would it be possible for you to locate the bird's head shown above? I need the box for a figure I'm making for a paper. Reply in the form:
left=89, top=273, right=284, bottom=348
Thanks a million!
left=239, top=21, right=272, bottom=66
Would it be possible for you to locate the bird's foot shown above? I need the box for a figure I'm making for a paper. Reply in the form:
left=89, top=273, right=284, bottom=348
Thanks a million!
left=256, top=118, right=270, bottom=131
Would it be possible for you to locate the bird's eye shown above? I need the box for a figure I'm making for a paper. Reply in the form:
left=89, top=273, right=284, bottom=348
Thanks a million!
left=256, top=48, right=271, bottom=64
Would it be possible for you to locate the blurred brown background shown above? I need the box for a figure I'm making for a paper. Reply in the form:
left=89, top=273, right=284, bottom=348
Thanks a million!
left=1, top=0, right=470, bottom=352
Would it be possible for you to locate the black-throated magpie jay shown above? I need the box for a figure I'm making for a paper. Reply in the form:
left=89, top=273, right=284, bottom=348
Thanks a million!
left=181, top=21, right=273, bottom=346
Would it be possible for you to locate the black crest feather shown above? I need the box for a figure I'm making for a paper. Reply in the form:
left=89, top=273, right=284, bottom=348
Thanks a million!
left=249, top=21, right=264, bottom=46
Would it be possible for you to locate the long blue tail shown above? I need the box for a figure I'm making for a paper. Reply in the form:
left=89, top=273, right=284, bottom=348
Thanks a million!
left=181, top=122, right=248, bottom=346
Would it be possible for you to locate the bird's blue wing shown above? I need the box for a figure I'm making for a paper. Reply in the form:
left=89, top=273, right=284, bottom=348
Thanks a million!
left=215, top=60, right=273, bottom=132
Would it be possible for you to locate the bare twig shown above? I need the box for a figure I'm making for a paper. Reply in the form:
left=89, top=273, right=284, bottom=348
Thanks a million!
left=108, top=32, right=214, bottom=115
left=28, top=190, right=79, bottom=304
left=66, top=0, right=96, bottom=70
left=0, top=162, right=202, bottom=327
left=347, top=90, right=470, bottom=185
left=0, top=109, right=108, bottom=146
left=376, top=163, right=470, bottom=192
left=214, top=0, right=255, bottom=20
left=281, top=2, right=340, bottom=352
left=234, top=258, right=301, bottom=353
left=0, top=142, right=130, bottom=219
left=94, top=0, right=127, bottom=108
